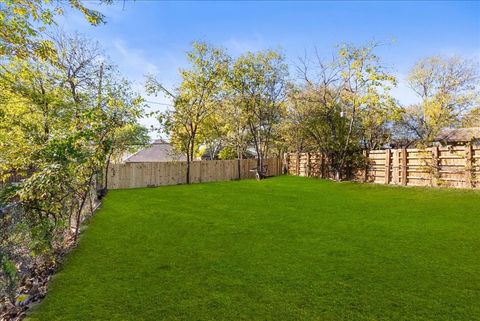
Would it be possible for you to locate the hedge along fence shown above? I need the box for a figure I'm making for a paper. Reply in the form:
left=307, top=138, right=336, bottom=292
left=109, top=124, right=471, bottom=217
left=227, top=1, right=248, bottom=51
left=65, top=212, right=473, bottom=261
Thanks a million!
left=285, top=145, right=480, bottom=189
left=107, top=158, right=283, bottom=189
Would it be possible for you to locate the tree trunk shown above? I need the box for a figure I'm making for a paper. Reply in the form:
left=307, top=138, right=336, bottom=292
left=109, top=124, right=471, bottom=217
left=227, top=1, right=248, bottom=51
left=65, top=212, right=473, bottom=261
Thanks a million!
left=74, top=194, right=86, bottom=242
left=89, top=189, right=94, bottom=216
left=74, top=191, right=88, bottom=242
left=337, top=103, right=357, bottom=181
left=74, top=174, right=94, bottom=242
left=256, top=152, right=264, bottom=180
left=237, top=149, right=242, bottom=180
left=185, top=138, right=193, bottom=184
left=103, top=154, right=111, bottom=191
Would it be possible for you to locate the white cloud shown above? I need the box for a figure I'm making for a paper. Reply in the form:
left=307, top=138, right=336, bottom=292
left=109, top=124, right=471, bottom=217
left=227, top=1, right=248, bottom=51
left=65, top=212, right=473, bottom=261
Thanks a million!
left=113, top=39, right=159, bottom=77
left=223, top=35, right=266, bottom=56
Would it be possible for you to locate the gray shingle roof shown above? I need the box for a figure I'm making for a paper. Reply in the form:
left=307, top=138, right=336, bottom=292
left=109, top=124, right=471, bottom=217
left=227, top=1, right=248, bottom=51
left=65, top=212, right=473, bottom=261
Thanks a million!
left=124, top=139, right=186, bottom=162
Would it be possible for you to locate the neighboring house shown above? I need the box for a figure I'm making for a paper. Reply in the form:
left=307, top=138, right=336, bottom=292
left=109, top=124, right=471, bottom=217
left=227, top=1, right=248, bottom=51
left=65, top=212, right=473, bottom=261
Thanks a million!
left=433, top=127, right=480, bottom=146
left=112, top=151, right=134, bottom=164
left=123, top=139, right=186, bottom=163
left=199, top=145, right=223, bottom=160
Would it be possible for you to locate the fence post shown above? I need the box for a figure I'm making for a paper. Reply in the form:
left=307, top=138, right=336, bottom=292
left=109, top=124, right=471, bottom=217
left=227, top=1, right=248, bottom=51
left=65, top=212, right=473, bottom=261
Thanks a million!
left=278, top=156, right=282, bottom=176
left=306, top=152, right=311, bottom=177
left=319, top=153, right=324, bottom=178
left=385, top=149, right=391, bottom=184
left=392, top=149, right=400, bottom=185
left=431, top=146, right=439, bottom=187
left=363, top=150, right=368, bottom=182
left=401, top=147, right=408, bottom=186
left=296, top=152, right=300, bottom=176
left=465, top=144, right=473, bottom=188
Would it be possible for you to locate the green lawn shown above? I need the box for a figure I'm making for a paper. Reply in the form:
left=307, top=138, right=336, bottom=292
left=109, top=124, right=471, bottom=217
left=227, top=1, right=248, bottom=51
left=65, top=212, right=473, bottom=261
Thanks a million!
left=28, top=176, right=480, bottom=321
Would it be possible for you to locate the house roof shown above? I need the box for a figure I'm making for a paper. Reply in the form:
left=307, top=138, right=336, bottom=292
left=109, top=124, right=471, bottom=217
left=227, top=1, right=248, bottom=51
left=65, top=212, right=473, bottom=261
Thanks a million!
left=124, top=139, right=186, bottom=162
left=434, top=127, right=480, bottom=143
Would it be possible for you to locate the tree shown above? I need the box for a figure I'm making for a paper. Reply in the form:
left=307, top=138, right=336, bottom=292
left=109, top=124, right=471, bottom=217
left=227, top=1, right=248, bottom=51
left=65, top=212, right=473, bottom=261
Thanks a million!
left=359, top=95, right=400, bottom=150
left=210, top=93, right=251, bottom=177
left=279, top=88, right=317, bottom=155
left=462, top=107, right=480, bottom=128
left=0, top=0, right=149, bottom=309
left=400, top=56, right=479, bottom=145
left=147, top=42, right=229, bottom=183
left=103, top=123, right=150, bottom=190
left=289, top=43, right=397, bottom=180
left=0, top=0, right=110, bottom=60
left=0, top=31, right=145, bottom=305
left=227, top=50, right=288, bottom=179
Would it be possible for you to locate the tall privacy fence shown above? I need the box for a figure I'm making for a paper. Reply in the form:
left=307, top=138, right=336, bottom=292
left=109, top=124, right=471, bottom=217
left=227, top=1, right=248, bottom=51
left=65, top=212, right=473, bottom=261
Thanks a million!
left=285, top=145, right=480, bottom=189
left=107, top=158, right=283, bottom=189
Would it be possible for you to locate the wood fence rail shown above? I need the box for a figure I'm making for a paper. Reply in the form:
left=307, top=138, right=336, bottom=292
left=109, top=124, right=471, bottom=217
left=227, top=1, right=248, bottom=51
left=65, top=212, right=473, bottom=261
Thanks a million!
left=107, top=158, right=282, bottom=189
left=285, top=145, right=480, bottom=189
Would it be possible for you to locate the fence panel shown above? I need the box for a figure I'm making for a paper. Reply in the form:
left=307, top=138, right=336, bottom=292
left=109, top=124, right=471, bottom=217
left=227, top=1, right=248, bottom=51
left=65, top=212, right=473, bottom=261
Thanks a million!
left=107, top=158, right=282, bottom=189
left=285, top=145, right=479, bottom=189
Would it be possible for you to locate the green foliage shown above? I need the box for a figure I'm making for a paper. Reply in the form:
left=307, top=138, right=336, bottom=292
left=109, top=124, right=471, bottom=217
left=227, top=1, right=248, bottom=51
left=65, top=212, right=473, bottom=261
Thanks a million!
left=286, top=43, right=398, bottom=179
left=147, top=42, right=229, bottom=182
left=109, top=124, right=150, bottom=162
left=462, top=107, right=480, bottom=127
left=399, top=56, right=479, bottom=145
left=0, top=0, right=144, bottom=306
left=227, top=49, right=288, bottom=174
left=0, top=28, right=145, bottom=305
left=152, top=44, right=287, bottom=178
left=0, top=0, right=109, bottom=59
left=0, top=184, right=18, bottom=205
left=218, top=146, right=238, bottom=160
left=0, top=251, right=18, bottom=302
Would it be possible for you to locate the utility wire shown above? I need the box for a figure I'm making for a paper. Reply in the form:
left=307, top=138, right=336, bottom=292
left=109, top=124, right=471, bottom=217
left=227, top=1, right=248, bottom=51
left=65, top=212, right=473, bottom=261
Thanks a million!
left=144, top=100, right=174, bottom=107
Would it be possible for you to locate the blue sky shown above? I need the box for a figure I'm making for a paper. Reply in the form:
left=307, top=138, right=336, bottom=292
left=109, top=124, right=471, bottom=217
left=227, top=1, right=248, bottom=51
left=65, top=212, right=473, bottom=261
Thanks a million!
left=59, top=1, right=480, bottom=135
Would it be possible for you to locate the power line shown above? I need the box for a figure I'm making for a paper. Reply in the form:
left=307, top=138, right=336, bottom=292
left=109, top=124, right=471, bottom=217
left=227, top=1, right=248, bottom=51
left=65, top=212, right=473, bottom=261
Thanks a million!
left=144, top=100, right=174, bottom=107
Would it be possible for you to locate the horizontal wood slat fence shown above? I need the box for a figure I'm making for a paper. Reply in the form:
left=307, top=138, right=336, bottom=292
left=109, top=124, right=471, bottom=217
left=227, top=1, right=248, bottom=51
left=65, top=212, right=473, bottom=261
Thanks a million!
left=285, top=145, right=480, bottom=189
left=107, top=158, right=282, bottom=189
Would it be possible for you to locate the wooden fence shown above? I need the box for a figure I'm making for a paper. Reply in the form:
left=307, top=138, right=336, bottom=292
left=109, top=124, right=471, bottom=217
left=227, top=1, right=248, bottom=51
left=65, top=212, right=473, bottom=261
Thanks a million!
left=285, top=145, right=480, bottom=189
left=107, top=158, right=283, bottom=189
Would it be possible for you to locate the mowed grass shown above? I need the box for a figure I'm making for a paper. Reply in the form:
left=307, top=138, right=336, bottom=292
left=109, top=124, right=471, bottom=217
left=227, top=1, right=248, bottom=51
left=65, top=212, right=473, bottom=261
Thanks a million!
left=28, top=176, right=480, bottom=321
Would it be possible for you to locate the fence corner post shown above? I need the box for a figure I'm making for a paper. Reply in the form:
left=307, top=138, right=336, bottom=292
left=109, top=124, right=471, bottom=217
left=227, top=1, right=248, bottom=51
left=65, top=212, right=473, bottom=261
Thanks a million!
left=363, top=150, right=368, bottom=182
left=465, top=144, right=473, bottom=188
